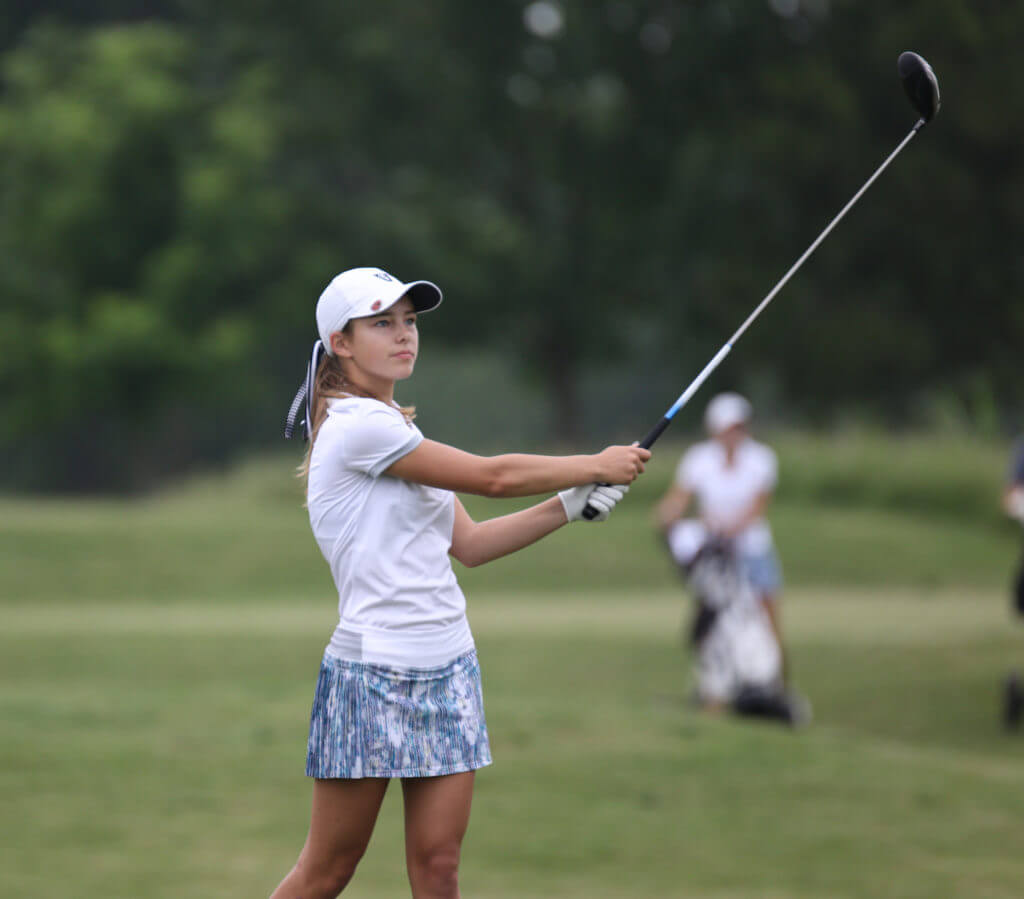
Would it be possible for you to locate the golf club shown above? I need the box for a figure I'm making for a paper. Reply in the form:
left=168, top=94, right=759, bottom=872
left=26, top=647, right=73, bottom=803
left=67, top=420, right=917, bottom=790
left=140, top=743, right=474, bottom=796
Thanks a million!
left=583, top=51, right=940, bottom=519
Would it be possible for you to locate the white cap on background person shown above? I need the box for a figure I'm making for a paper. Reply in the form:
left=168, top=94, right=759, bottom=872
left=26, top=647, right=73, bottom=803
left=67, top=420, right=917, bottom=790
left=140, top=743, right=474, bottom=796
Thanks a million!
left=316, top=267, right=443, bottom=355
left=705, top=392, right=752, bottom=436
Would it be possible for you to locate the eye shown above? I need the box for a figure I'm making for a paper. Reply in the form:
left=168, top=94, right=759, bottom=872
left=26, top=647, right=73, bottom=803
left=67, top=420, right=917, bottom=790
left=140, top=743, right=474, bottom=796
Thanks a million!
left=406, top=316, right=417, bottom=326
left=373, top=319, right=390, bottom=327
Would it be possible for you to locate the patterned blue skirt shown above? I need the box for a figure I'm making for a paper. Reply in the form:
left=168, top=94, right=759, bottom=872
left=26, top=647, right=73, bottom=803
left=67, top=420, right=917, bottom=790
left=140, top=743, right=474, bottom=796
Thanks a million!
left=306, top=649, right=492, bottom=779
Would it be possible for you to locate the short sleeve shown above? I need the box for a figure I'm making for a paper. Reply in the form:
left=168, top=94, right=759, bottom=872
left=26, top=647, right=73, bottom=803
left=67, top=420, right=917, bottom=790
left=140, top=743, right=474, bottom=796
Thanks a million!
left=341, top=404, right=423, bottom=477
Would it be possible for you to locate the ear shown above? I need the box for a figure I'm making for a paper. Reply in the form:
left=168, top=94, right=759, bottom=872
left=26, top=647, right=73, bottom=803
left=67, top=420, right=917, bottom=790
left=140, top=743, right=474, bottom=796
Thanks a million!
left=330, top=331, right=352, bottom=358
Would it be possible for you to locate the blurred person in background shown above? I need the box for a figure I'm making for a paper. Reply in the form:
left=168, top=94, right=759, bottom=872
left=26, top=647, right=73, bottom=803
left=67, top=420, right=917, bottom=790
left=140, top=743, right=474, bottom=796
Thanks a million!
left=1001, top=438, right=1024, bottom=729
left=270, top=266, right=648, bottom=899
left=655, top=392, right=789, bottom=681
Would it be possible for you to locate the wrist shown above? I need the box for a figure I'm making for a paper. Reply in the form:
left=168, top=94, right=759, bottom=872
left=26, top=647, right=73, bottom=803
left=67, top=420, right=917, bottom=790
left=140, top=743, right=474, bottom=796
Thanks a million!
left=552, top=493, right=571, bottom=526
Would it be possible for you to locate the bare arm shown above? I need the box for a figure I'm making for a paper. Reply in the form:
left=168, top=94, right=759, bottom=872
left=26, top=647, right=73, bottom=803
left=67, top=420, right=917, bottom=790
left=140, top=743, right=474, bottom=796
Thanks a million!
left=386, top=438, right=649, bottom=498
left=654, top=483, right=693, bottom=532
left=449, top=496, right=570, bottom=568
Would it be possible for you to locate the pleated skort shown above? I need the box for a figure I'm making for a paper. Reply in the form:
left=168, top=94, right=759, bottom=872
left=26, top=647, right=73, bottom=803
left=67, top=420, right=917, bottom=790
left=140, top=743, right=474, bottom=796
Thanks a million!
left=305, top=649, right=492, bottom=779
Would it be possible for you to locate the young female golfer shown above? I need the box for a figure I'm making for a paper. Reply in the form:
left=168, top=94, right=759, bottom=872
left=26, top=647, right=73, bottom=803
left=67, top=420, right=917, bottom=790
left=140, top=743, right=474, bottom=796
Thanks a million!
left=270, top=267, right=649, bottom=899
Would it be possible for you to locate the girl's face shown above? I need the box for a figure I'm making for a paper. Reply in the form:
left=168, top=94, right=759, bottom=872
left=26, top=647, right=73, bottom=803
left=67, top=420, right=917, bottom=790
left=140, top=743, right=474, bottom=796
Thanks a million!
left=331, top=296, right=419, bottom=389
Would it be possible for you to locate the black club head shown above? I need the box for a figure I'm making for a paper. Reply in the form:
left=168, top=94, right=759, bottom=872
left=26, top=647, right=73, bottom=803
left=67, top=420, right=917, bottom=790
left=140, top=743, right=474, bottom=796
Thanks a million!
left=898, top=51, right=940, bottom=123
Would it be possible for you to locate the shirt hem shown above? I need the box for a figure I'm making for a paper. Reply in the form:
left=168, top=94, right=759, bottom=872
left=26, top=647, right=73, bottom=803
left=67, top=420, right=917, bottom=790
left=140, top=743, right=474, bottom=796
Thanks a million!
left=326, top=615, right=475, bottom=668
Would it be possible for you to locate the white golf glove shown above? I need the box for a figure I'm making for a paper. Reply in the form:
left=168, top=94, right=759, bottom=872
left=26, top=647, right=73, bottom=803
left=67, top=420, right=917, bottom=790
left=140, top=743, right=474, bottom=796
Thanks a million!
left=558, top=483, right=629, bottom=523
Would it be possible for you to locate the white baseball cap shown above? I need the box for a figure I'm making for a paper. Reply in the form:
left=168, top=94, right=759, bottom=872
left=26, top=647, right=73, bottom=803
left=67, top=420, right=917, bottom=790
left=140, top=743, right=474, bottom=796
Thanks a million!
left=316, top=267, right=442, bottom=355
left=704, top=392, right=752, bottom=435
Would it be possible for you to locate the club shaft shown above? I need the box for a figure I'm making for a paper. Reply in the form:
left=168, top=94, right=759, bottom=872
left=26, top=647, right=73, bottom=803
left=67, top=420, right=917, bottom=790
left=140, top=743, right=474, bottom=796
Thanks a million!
left=663, top=120, right=923, bottom=430
left=582, top=120, right=926, bottom=520
left=727, top=120, right=923, bottom=349
left=665, top=344, right=733, bottom=419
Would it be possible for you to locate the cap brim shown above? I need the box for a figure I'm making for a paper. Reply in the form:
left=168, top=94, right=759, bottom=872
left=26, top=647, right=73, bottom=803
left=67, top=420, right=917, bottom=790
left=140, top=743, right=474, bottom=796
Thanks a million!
left=709, top=418, right=748, bottom=435
left=347, top=279, right=443, bottom=325
left=401, top=280, right=442, bottom=313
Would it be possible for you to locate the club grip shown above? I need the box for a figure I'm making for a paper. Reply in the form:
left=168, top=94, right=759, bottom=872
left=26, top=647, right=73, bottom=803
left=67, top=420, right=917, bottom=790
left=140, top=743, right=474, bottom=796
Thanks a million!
left=580, top=416, right=673, bottom=520
left=639, top=416, right=672, bottom=450
left=580, top=485, right=609, bottom=520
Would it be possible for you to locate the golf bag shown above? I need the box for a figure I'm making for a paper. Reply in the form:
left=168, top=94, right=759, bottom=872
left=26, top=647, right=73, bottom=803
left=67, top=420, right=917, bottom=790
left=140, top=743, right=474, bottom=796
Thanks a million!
left=666, top=521, right=806, bottom=724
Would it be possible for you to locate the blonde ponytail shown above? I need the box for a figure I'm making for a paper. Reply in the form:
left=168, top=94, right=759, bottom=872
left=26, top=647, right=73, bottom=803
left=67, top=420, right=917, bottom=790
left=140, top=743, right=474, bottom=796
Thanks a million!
left=297, top=351, right=416, bottom=484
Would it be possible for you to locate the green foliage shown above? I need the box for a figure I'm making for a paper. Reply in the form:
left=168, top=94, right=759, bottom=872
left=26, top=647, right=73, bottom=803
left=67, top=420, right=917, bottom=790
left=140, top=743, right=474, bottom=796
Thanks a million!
left=1, top=3, right=1023, bottom=489
left=0, top=22, right=301, bottom=488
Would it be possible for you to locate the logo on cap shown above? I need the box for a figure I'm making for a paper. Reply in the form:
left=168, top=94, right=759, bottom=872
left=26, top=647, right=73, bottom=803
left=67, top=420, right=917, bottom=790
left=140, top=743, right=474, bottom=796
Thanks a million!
left=371, top=300, right=382, bottom=311
left=373, top=272, right=393, bottom=281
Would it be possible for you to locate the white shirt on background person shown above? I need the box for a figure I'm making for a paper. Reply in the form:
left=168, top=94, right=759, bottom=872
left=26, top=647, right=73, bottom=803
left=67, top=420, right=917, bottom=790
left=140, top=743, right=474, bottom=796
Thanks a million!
left=675, top=437, right=778, bottom=556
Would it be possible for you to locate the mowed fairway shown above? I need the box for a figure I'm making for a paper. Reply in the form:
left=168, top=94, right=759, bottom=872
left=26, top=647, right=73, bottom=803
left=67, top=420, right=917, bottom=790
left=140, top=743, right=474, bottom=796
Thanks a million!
left=3, top=591, right=1023, bottom=899
left=3, top=441, right=1024, bottom=897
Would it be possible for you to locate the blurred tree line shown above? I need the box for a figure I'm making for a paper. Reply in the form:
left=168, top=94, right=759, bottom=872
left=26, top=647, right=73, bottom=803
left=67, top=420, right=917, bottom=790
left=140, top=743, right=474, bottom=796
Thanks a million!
left=0, top=0, right=1021, bottom=491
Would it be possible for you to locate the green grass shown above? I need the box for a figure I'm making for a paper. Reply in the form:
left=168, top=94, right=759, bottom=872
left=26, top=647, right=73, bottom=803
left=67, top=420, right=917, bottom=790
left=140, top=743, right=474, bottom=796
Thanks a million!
left=2, top=431, right=1020, bottom=601
left=2, top=432, right=1023, bottom=897
left=2, top=593, right=1023, bottom=898
left=771, top=430, right=1010, bottom=523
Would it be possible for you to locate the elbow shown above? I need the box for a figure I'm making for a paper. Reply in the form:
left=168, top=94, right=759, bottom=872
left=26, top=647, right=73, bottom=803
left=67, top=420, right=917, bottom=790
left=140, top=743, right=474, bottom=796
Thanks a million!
left=449, top=524, right=487, bottom=568
left=479, top=457, right=521, bottom=498
left=451, top=546, right=485, bottom=568
left=481, top=481, right=508, bottom=499
left=652, top=502, right=675, bottom=533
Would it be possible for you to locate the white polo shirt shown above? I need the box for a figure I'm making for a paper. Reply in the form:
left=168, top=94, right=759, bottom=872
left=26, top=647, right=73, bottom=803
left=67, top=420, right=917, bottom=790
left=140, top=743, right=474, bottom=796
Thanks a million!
left=307, top=396, right=474, bottom=668
left=676, top=438, right=778, bottom=556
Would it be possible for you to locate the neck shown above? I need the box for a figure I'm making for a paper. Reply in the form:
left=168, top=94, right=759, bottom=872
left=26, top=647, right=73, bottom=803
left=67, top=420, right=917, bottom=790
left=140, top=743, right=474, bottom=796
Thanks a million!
left=720, top=439, right=740, bottom=463
left=343, top=368, right=395, bottom=405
